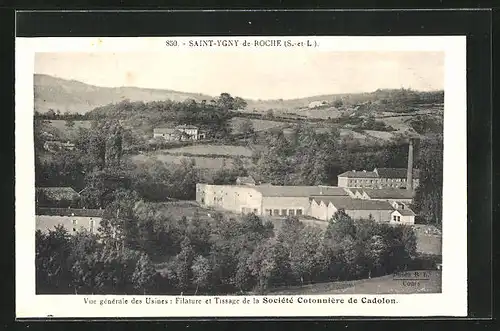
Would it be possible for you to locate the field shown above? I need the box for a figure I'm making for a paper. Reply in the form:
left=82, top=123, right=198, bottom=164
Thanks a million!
left=231, top=117, right=287, bottom=133
left=46, top=120, right=91, bottom=140
left=161, top=144, right=255, bottom=157
left=130, top=153, right=253, bottom=169
left=269, top=270, right=441, bottom=295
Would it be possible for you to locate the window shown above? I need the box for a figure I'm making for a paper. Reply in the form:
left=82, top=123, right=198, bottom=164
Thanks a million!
left=289, top=209, right=295, bottom=216
left=273, top=209, right=279, bottom=216
left=398, top=216, right=401, bottom=222
left=281, top=209, right=287, bottom=216
left=253, top=209, right=258, bottom=214
left=393, top=215, right=397, bottom=222
left=265, top=209, right=272, bottom=216
left=296, top=209, right=303, bottom=216
left=89, top=219, right=94, bottom=233
left=72, top=219, right=77, bottom=232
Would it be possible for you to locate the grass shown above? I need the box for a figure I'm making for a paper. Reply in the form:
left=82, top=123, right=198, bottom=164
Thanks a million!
left=161, top=144, right=255, bottom=157
left=129, top=153, right=254, bottom=170
left=231, top=117, right=287, bottom=133
left=269, top=270, right=441, bottom=295
left=47, top=120, right=91, bottom=140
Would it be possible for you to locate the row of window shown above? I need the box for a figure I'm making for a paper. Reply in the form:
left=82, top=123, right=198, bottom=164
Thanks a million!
left=264, top=209, right=303, bottom=217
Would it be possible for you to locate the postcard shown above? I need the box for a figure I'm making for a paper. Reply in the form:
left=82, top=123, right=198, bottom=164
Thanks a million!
left=16, top=35, right=467, bottom=318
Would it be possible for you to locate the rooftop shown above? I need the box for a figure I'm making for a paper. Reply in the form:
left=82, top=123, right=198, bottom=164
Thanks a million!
left=236, top=176, right=256, bottom=185
left=36, top=187, right=80, bottom=201
left=154, top=128, right=176, bottom=134
left=176, top=125, right=199, bottom=130
left=375, top=168, right=420, bottom=179
left=361, top=188, right=414, bottom=199
left=254, top=185, right=349, bottom=198
left=36, top=207, right=104, bottom=217
left=392, top=208, right=416, bottom=216
left=311, top=196, right=394, bottom=211
left=338, top=170, right=379, bottom=178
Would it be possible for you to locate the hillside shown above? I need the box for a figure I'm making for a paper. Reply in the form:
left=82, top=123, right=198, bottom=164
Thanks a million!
left=34, top=74, right=444, bottom=116
left=34, top=74, right=214, bottom=114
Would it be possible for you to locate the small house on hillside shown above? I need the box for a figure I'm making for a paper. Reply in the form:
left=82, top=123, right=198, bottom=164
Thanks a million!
left=154, top=125, right=205, bottom=141
left=36, top=207, right=103, bottom=234
left=308, top=101, right=326, bottom=109
left=43, top=140, right=75, bottom=152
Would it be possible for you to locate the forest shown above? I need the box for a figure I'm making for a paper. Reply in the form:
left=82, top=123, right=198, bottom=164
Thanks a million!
left=37, top=207, right=420, bottom=295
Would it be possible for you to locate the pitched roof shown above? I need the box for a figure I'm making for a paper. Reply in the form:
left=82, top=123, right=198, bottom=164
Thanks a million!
left=361, top=188, right=414, bottom=199
left=236, top=176, right=256, bottom=185
left=392, top=208, right=416, bottom=216
left=311, top=196, right=394, bottom=211
left=36, top=187, right=80, bottom=201
left=36, top=207, right=104, bottom=217
left=154, top=128, right=176, bottom=134
left=375, top=168, right=420, bottom=179
left=254, top=185, right=348, bottom=198
left=338, top=170, right=378, bottom=178
left=176, top=124, right=198, bottom=130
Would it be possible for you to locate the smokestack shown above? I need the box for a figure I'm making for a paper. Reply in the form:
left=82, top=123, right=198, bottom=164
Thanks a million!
left=406, top=139, right=414, bottom=191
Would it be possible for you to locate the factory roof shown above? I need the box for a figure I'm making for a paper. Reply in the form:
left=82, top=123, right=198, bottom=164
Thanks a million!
left=254, top=185, right=348, bottom=198
left=338, top=170, right=379, bottom=178
left=310, top=197, right=394, bottom=211
left=361, top=188, right=414, bottom=199
left=374, top=168, right=420, bottom=179
left=392, top=208, right=416, bottom=216
left=36, top=208, right=104, bottom=217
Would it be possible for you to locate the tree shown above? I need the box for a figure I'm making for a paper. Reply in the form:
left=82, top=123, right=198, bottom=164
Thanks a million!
left=132, top=253, right=157, bottom=294
left=238, top=119, right=255, bottom=140
left=175, top=237, right=195, bottom=293
left=65, top=119, right=75, bottom=129
left=191, top=255, right=212, bottom=295
left=365, top=235, right=387, bottom=278
left=289, top=226, right=323, bottom=284
left=413, top=137, right=443, bottom=225
left=35, top=227, right=73, bottom=293
left=325, top=209, right=356, bottom=243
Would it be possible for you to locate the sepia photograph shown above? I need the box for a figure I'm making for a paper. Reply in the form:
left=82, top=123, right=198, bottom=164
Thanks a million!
left=16, top=36, right=467, bottom=318
left=33, top=50, right=443, bottom=296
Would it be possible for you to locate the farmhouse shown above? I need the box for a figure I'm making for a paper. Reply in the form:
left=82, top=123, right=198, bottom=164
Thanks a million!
left=36, top=207, right=103, bottom=234
left=309, top=196, right=394, bottom=223
left=36, top=187, right=80, bottom=208
left=153, top=125, right=205, bottom=141
left=308, top=101, right=326, bottom=109
left=43, top=140, right=75, bottom=152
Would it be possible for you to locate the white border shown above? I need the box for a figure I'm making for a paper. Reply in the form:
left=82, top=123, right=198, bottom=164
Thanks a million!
left=15, top=36, right=467, bottom=318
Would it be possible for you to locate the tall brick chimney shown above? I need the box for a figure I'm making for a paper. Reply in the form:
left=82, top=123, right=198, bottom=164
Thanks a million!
left=406, top=139, right=414, bottom=191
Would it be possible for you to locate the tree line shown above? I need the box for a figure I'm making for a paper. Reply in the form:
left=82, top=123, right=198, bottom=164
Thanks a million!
left=37, top=204, right=422, bottom=295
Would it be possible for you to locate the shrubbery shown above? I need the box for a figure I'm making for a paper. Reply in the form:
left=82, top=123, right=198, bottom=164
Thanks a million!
left=36, top=207, right=419, bottom=295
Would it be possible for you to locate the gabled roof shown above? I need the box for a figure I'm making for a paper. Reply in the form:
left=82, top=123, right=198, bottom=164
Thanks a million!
left=36, top=187, right=80, bottom=201
left=154, top=128, right=176, bottom=134
left=236, top=176, right=256, bottom=185
left=361, top=188, right=414, bottom=199
left=375, top=168, right=420, bottom=179
left=36, top=207, right=104, bottom=217
left=392, top=208, right=416, bottom=216
left=338, top=170, right=378, bottom=178
left=254, top=185, right=348, bottom=198
left=311, top=196, right=394, bottom=211
left=176, top=124, right=198, bottom=130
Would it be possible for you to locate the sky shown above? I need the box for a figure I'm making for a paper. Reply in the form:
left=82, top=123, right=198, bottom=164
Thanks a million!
left=34, top=51, right=444, bottom=100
